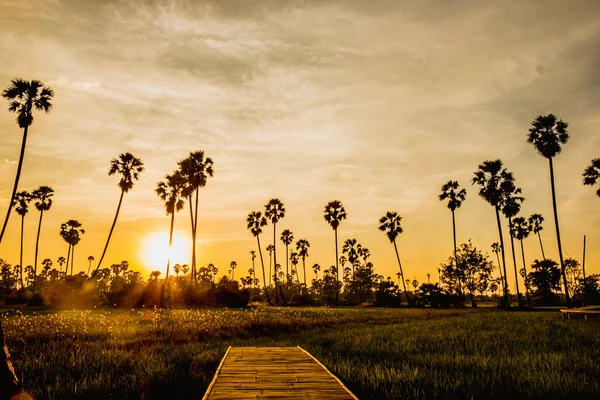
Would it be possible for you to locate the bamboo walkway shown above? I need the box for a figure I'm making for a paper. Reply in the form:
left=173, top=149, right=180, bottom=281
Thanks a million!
left=202, top=346, right=359, bottom=400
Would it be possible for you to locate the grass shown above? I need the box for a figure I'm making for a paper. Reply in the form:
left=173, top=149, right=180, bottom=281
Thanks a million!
left=2, top=307, right=599, bottom=399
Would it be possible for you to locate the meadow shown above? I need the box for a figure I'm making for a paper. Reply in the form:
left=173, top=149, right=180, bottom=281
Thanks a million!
left=2, top=307, right=599, bottom=400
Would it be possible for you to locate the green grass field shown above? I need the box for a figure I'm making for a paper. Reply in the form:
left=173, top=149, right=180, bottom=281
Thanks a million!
left=2, top=307, right=599, bottom=399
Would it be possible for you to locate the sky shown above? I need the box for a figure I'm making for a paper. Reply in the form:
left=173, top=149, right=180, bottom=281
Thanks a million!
left=0, top=0, right=599, bottom=285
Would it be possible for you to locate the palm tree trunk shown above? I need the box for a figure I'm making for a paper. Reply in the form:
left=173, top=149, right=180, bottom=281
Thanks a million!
left=495, top=251, right=504, bottom=291
left=188, top=196, right=196, bottom=284
left=65, top=244, right=71, bottom=278
left=71, top=245, right=75, bottom=276
left=520, top=239, right=529, bottom=300
left=495, top=206, right=510, bottom=306
left=19, top=215, right=24, bottom=289
left=548, top=158, right=571, bottom=307
left=508, top=217, right=522, bottom=305
left=256, top=235, right=271, bottom=305
left=302, top=257, right=307, bottom=287
left=0, top=125, right=28, bottom=245
left=33, top=209, right=44, bottom=292
left=193, top=189, right=199, bottom=282
left=334, top=227, right=340, bottom=306
left=93, top=190, right=124, bottom=277
left=452, top=209, right=462, bottom=297
left=161, top=212, right=175, bottom=309
left=273, top=225, right=279, bottom=303
left=0, top=319, right=19, bottom=398
left=285, top=244, right=289, bottom=280
left=537, top=232, right=546, bottom=260
left=393, top=239, right=408, bottom=305
left=251, top=258, right=256, bottom=287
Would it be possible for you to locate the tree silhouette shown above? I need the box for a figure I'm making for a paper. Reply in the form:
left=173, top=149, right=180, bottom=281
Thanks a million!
left=501, top=186, right=524, bottom=305
left=583, top=158, right=600, bottom=198
left=439, top=180, right=467, bottom=293
left=527, top=113, right=571, bottom=306
left=60, top=219, right=85, bottom=276
left=312, top=263, right=321, bottom=281
left=378, top=211, right=408, bottom=303
left=250, top=250, right=256, bottom=286
left=296, top=239, right=310, bottom=287
left=247, top=211, right=270, bottom=304
left=13, top=191, right=32, bottom=288
left=342, top=239, right=359, bottom=276
left=0, top=79, right=54, bottom=246
left=31, top=185, right=54, bottom=291
left=93, top=153, right=144, bottom=277
left=87, top=256, right=95, bottom=275
left=324, top=200, right=346, bottom=305
left=178, top=151, right=214, bottom=283
left=230, top=261, right=237, bottom=280
left=57, top=256, right=66, bottom=275
left=280, top=229, right=294, bottom=280
left=265, top=199, right=286, bottom=304
left=266, top=244, right=274, bottom=287
left=290, top=251, right=299, bottom=283
left=491, top=242, right=504, bottom=288
left=472, top=159, right=514, bottom=306
left=511, top=216, right=532, bottom=299
left=156, top=171, right=186, bottom=307
left=528, top=214, right=546, bottom=260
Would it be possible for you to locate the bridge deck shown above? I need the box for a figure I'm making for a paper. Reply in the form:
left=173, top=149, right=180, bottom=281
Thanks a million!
left=202, top=346, right=358, bottom=400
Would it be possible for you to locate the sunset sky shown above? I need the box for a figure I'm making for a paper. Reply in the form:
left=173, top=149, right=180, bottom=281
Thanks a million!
left=0, top=0, right=598, bottom=284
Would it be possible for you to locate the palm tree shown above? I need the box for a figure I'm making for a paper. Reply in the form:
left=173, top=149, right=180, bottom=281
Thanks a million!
left=93, top=153, right=144, bottom=277
left=280, top=229, right=294, bottom=279
left=57, top=256, right=66, bottom=275
left=177, top=151, right=214, bottom=283
left=60, top=220, right=85, bottom=276
left=323, top=200, right=347, bottom=305
left=501, top=186, right=524, bottom=305
left=230, top=261, right=237, bottom=280
left=342, top=239, right=359, bottom=274
left=31, top=185, right=54, bottom=291
left=511, top=216, right=532, bottom=299
left=583, top=158, right=600, bottom=198
left=296, top=239, right=310, bottom=287
left=87, top=256, right=95, bottom=275
left=312, top=263, right=321, bottom=281
left=378, top=211, right=408, bottom=302
left=13, top=191, right=32, bottom=288
left=266, top=244, right=274, bottom=287
left=491, top=242, right=504, bottom=287
left=0, top=79, right=54, bottom=245
left=265, top=199, right=286, bottom=304
left=247, top=211, right=270, bottom=304
left=156, top=171, right=186, bottom=307
left=527, top=113, right=571, bottom=306
left=472, top=159, right=514, bottom=306
left=439, top=180, right=467, bottom=292
left=528, top=214, right=546, bottom=260
left=290, top=252, right=299, bottom=282
left=250, top=250, right=257, bottom=286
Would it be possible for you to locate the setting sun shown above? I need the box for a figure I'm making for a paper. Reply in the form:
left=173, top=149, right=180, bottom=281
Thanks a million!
left=140, top=232, right=192, bottom=274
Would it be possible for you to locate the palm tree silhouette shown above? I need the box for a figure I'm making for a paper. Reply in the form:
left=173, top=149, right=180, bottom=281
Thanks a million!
left=472, top=159, right=514, bottom=306
left=491, top=242, right=504, bottom=288
left=250, top=250, right=256, bottom=286
left=527, top=214, right=545, bottom=260
left=31, top=185, right=54, bottom=291
left=0, top=79, right=53, bottom=245
left=156, top=171, right=186, bottom=307
left=87, top=256, right=94, bottom=275
left=13, top=191, right=32, bottom=288
left=57, top=257, right=66, bottom=275
left=230, top=261, right=237, bottom=280
left=527, top=114, right=571, bottom=306
left=247, top=211, right=270, bottom=304
left=324, top=200, right=346, bottom=305
left=178, top=151, right=214, bottom=283
left=93, top=153, right=144, bottom=277
left=510, top=216, right=532, bottom=299
left=266, top=244, right=274, bottom=287
left=290, top=252, right=299, bottom=282
left=378, top=211, right=409, bottom=302
left=60, top=220, right=85, bottom=276
left=312, top=263, right=321, bottom=281
left=583, top=158, right=600, bottom=198
left=501, top=186, right=524, bottom=305
left=439, top=180, right=467, bottom=292
left=280, top=229, right=294, bottom=279
left=265, top=199, right=286, bottom=304
left=342, top=239, right=359, bottom=275
left=296, top=239, right=310, bottom=287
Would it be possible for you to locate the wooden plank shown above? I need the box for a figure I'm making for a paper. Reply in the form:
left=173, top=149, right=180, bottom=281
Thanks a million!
left=203, top=347, right=359, bottom=400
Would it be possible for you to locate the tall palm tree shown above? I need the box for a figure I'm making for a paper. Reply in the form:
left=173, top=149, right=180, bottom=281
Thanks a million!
left=511, top=216, right=531, bottom=299
left=528, top=214, right=545, bottom=260
left=439, top=180, right=467, bottom=292
left=60, top=220, right=85, bottom=276
left=93, top=153, right=144, bottom=277
left=324, top=200, right=347, bottom=305
left=501, top=186, right=524, bottom=305
left=0, top=79, right=54, bottom=245
left=280, top=229, right=294, bottom=279
left=13, top=191, right=32, bottom=288
left=250, top=250, right=256, bottom=286
left=247, top=211, right=270, bottom=304
left=472, top=159, right=514, bottom=306
left=156, top=171, right=186, bottom=307
left=527, top=113, right=571, bottom=306
left=87, top=256, right=94, bottom=275
left=265, top=199, right=286, bottom=304
left=583, top=158, right=600, bottom=198
left=230, top=261, right=237, bottom=280
left=266, top=244, right=274, bottom=287
left=177, top=151, right=214, bottom=283
left=296, top=239, right=310, bottom=287
left=31, top=185, right=54, bottom=291
left=491, top=242, right=504, bottom=286
left=378, top=211, right=408, bottom=301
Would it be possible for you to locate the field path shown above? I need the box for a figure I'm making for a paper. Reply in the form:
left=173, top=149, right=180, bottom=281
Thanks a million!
left=202, top=346, right=358, bottom=400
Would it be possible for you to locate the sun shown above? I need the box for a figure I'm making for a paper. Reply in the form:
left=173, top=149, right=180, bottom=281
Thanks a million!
left=141, top=232, right=192, bottom=274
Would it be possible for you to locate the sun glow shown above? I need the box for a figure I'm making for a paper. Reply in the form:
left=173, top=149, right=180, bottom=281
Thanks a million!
left=141, top=232, right=192, bottom=274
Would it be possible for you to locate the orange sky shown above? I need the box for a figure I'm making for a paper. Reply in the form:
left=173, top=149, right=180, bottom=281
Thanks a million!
left=0, top=0, right=599, bottom=285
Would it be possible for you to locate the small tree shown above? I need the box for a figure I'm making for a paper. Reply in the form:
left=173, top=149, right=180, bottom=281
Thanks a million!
left=527, top=259, right=561, bottom=305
